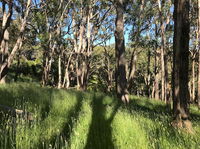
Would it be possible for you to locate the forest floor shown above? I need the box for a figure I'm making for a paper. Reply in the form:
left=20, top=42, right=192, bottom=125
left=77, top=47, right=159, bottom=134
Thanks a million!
left=0, top=83, right=199, bottom=149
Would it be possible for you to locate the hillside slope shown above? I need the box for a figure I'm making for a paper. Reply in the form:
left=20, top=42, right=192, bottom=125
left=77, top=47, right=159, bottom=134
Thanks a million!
left=0, top=83, right=199, bottom=149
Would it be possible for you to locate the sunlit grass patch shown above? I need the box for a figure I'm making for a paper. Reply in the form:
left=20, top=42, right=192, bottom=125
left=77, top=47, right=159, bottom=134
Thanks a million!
left=69, top=94, right=93, bottom=149
left=0, top=83, right=199, bottom=149
left=111, top=110, right=148, bottom=149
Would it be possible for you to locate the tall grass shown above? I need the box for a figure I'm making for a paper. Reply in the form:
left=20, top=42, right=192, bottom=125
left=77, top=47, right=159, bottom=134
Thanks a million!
left=0, top=83, right=199, bottom=149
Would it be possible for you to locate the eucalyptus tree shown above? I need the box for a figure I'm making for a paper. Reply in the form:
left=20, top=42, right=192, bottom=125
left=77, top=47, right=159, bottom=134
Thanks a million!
left=70, top=0, right=113, bottom=90
left=198, top=0, right=200, bottom=108
left=0, top=0, right=32, bottom=83
left=157, top=0, right=172, bottom=102
left=31, top=0, right=72, bottom=86
left=126, top=0, right=160, bottom=98
left=189, top=0, right=198, bottom=103
left=114, top=0, right=129, bottom=103
left=172, top=0, right=192, bottom=130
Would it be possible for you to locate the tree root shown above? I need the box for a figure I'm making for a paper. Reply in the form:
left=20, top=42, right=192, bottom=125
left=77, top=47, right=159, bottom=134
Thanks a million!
left=171, top=119, right=194, bottom=134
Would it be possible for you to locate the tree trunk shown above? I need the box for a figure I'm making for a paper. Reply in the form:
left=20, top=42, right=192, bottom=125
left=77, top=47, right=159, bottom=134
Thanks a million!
left=128, top=49, right=138, bottom=92
left=198, top=53, right=200, bottom=108
left=76, top=54, right=89, bottom=91
left=14, top=52, right=21, bottom=82
left=0, top=0, right=31, bottom=82
left=191, top=58, right=195, bottom=103
left=106, top=51, right=113, bottom=92
left=165, top=55, right=170, bottom=104
left=153, top=42, right=160, bottom=100
left=115, top=0, right=129, bottom=103
left=198, top=0, right=200, bottom=108
left=172, top=0, right=192, bottom=131
left=76, top=55, right=81, bottom=90
left=81, top=57, right=89, bottom=90
left=0, top=30, right=9, bottom=84
left=42, top=49, right=49, bottom=86
left=42, top=0, right=68, bottom=86
left=58, top=53, right=62, bottom=89
left=63, top=53, right=73, bottom=88
left=165, top=11, right=171, bottom=104
left=144, top=48, right=151, bottom=97
left=160, top=27, right=166, bottom=102
left=158, top=0, right=169, bottom=102
left=0, top=2, right=12, bottom=83
left=188, top=80, right=192, bottom=100
left=147, top=48, right=151, bottom=97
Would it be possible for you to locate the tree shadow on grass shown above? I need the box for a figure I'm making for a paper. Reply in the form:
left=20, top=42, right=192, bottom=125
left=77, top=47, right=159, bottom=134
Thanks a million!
left=0, top=84, right=87, bottom=149
left=127, top=99, right=172, bottom=119
left=125, top=98, right=200, bottom=148
left=190, top=113, right=200, bottom=123
left=84, top=94, right=120, bottom=149
left=40, top=91, right=85, bottom=149
left=127, top=97, right=200, bottom=122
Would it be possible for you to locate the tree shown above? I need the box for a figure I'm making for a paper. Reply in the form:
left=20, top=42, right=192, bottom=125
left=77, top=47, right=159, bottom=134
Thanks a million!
left=172, top=0, right=192, bottom=130
left=198, top=0, right=200, bottom=108
left=71, top=0, right=113, bottom=90
left=0, top=0, right=32, bottom=83
left=189, top=0, right=199, bottom=103
left=157, top=0, right=171, bottom=102
left=114, top=0, right=129, bottom=103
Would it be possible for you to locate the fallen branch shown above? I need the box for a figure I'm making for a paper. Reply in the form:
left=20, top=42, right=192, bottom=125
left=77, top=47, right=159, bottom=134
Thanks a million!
left=0, top=104, right=33, bottom=121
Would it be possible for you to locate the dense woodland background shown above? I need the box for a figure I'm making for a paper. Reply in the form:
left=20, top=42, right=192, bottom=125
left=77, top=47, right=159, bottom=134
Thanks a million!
left=0, top=0, right=200, bottom=147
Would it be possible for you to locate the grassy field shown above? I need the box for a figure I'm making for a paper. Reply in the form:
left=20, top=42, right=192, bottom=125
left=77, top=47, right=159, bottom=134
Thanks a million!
left=0, top=83, right=199, bottom=149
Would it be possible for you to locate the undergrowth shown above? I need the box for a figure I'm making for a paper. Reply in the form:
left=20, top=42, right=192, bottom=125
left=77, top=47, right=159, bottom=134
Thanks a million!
left=0, top=83, right=199, bottom=149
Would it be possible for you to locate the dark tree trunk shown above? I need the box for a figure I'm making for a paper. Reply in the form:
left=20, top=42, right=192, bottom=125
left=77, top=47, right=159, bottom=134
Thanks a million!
left=198, top=53, right=200, bottom=108
left=76, top=54, right=89, bottom=91
left=114, top=0, right=129, bottom=103
left=172, top=0, right=192, bottom=131
left=165, top=56, right=170, bottom=104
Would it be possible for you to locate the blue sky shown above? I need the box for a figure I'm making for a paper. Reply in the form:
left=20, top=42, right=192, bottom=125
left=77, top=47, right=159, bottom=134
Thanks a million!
left=0, top=1, right=130, bottom=46
left=107, top=26, right=131, bottom=45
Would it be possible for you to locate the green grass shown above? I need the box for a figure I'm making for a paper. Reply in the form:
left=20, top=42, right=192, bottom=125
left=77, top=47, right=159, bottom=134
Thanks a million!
left=0, top=83, right=199, bottom=149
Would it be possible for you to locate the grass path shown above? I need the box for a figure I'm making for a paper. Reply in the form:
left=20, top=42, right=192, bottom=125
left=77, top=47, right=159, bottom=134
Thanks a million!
left=0, top=83, right=199, bottom=149
left=84, top=94, right=117, bottom=149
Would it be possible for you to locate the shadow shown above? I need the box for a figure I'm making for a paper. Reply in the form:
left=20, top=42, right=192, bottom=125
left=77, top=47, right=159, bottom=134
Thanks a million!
left=40, top=91, right=84, bottom=149
left=124, top=98, right=200, bottom=148
left=0, top=83, right=52, bottom=149
left=190, top=113, right=200, bottom=122
left=84, top=93, right=120, bottom=149
left=40, top=88, right=54, bottom=121
left=125, top=99, right=170, bottom=121
left=127, top=97, right=200, bottom=122
left=0, top=83, right=85, bottom=149
left=0, top=83, right=53, bottom=108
